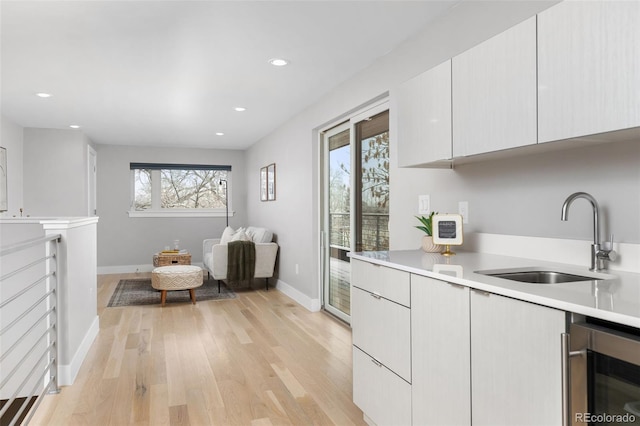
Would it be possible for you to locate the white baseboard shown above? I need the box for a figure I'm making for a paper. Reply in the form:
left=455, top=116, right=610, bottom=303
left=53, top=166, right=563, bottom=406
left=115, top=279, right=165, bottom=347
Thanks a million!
left=275, top=279, right=321, bottom=312
left=98, top=262, right=205, bottom=275
left=58, top=315, right=99, bottom=386
left=97, top=265, right=322, bottom=312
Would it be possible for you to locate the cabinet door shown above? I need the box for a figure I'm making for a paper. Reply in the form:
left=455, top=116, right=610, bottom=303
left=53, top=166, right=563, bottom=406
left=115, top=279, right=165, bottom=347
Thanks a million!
left=353, top=347, right=411, bottom=426
left=538, top=1, right=640, bottom=143
left=453, top=16, right=537, bottom=157
left=411, top=275, right=470, bottom=426
left=397, top=60, right=452, bottom=167
left=352, top=286, right=411, bottom=382
left=470, top=291, right=566, bottom=426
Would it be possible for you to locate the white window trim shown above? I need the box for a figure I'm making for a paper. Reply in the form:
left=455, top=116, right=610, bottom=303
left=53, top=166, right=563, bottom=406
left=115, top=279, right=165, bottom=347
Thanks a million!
left=128, top=167, right=234, bottom=218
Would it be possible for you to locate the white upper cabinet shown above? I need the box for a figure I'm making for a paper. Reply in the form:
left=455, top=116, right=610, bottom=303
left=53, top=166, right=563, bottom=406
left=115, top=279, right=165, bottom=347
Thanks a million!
left=453, top=16, right=537, bottom=157
left=538, top=1, right=640, bottom=143
left=396, top=60, right=452, bottom=167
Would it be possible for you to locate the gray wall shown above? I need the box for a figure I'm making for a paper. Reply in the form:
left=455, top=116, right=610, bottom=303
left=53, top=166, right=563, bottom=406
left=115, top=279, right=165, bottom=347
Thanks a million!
left=0, top=115, right=24, bottom=218
left=389, top=139, right=640, bottom=250
left=245, top=0, right=640, bottom=302
left=23, top=128, right=90, bottom=217
left=96, top=144, right=247, bottom=268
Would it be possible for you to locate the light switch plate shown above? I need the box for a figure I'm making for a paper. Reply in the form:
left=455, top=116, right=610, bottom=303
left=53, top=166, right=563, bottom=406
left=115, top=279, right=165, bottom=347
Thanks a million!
left=418, top=195, right=430, bottom=214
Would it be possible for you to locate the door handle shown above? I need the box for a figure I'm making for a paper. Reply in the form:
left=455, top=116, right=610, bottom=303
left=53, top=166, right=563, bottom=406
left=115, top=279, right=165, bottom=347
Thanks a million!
left=561, top=333, right=586, bottom=426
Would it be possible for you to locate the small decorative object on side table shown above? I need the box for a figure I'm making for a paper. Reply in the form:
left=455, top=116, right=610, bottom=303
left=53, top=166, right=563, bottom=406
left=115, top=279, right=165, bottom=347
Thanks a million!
left=153, top=250, right=191, bottom=267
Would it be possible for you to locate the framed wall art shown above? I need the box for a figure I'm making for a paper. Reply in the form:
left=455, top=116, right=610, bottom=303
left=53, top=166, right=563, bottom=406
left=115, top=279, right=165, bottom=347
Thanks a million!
left=267, top=163, right=276, bottom=201
left=260, top=166, right=268, bottom=201
left=260, top=163, right=276, bottom=201
left=0, top=147, right=7, bottom=212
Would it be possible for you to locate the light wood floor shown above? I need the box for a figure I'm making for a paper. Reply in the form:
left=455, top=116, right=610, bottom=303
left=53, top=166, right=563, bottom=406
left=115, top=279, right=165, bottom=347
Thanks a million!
left=29, top=273, right=365, bottom=426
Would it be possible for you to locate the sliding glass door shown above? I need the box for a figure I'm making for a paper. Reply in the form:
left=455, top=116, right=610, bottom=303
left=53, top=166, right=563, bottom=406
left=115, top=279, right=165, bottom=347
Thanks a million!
left=321, top=105, right=389, bottom=323
left=324, top=123, right=352, bottom=321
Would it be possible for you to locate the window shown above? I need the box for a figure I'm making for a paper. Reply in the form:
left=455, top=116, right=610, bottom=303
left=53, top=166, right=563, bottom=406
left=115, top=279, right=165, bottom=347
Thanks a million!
left=129, top=163, right=232, bottom=217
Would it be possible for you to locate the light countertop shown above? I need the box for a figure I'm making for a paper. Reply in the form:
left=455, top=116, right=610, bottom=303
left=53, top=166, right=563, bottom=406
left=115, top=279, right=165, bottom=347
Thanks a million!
left=349, top=250, right=640, bottom=328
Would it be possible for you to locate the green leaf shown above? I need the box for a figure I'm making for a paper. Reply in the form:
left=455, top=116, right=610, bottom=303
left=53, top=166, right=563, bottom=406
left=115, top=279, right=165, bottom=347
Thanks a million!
left=414, top=212, right=438, bottom=236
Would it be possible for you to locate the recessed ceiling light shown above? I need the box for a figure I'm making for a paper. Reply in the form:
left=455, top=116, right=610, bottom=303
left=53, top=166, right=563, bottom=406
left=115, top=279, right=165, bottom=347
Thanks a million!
left=234, top=107, right=246, bottom=112
left=216, top=132, right=224, bottom=136
left=69, top=125, right=80, bottom=129
left=36, top=93, right=52, bottom=98
left=269, top=58, right=289, bottom=67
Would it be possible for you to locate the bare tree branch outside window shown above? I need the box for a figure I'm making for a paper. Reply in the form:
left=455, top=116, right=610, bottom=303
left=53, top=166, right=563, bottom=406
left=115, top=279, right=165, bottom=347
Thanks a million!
left=133, top=168, right=228, bottom=210
left=361, top=131, right=389, bottom=212
left=134, top=169, right=152, bottom=210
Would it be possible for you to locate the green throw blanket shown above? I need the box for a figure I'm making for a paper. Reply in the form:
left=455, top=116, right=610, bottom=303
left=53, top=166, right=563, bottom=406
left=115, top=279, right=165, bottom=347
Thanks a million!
left=227, top=240, right=256, bottom=284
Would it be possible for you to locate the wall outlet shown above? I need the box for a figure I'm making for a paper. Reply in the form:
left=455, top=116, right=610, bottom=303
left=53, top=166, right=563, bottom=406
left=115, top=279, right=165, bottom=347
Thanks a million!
left=418, top=195, right=431, bottom=214
left=458, top=201, right=469, bottom=224
left=295, top=264, right=299, bottom=275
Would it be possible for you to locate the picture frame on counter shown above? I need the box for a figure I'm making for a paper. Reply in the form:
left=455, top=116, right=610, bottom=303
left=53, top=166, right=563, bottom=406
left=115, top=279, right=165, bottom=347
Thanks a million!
left=432, top=213, right=463, bottom=255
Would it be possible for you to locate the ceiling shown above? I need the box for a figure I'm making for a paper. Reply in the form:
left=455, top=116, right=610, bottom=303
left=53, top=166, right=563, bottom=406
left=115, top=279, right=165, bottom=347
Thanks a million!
left=1, top=1, right=459, bottom=150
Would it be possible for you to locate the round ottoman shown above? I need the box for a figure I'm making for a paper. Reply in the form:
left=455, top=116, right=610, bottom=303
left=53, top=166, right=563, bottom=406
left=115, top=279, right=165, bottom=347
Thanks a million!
left=151, top=265, right=203, bottom=307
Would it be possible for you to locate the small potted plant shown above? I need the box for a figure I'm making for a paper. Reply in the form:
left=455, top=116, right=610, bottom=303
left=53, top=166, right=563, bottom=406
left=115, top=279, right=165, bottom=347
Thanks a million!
left=415, top=212, right=442, bottom=253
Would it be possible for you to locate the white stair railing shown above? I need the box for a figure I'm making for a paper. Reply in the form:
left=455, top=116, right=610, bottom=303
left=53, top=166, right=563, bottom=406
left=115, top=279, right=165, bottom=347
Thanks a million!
left=0, top=234, right=61, bottom=426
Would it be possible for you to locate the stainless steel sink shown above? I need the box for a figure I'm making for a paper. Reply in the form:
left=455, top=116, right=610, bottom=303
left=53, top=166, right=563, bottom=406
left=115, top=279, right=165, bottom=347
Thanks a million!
left=476, top=269, right=603, bottom=284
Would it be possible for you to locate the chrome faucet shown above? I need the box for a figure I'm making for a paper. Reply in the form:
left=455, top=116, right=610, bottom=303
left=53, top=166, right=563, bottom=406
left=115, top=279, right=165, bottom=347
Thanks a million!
left=561, top=192, right=616, bottom=271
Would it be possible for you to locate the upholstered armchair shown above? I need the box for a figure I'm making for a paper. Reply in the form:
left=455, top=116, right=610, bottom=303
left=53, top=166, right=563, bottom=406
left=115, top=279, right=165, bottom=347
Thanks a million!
left=202, top=226, right=278, bottom=290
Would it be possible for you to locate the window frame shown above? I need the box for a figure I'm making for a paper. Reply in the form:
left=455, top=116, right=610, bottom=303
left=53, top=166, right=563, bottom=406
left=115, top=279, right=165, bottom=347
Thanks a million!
left=128, top=163, right=234, bottom=218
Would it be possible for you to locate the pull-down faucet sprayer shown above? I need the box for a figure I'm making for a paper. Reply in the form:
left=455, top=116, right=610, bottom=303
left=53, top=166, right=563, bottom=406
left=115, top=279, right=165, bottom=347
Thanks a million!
left=561, top=192, right=616, bottom=272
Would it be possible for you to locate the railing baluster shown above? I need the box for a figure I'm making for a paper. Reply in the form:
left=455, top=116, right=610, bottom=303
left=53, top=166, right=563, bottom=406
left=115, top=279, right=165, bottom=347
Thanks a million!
left=328, top=212, right=388, bottom=252
left=0, top=233, right=60, bottom=425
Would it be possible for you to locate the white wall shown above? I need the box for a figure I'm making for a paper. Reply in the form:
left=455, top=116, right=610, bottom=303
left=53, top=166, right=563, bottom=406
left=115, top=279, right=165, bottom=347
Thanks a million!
left=42, top=218, right=99, bottom=385
left=0, top=115, right=24, bottom=218
left=96, top=144, right=247, bottom=271
left=23, top=128, right=90, bottom=216
left=245, top=1, right=640, bottom=304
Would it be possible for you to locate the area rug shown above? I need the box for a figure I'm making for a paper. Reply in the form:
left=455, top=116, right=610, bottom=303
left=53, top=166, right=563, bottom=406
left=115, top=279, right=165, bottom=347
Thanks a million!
left=108, top=279, right=236, bottom=307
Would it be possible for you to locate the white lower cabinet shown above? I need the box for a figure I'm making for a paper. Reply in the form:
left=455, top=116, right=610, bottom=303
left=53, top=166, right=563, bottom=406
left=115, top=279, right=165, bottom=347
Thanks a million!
left=351, top=260, right=412, bottom=425
left=411, top=275, right=471, bottom=426
left=352, top=261, right=567, bottom=426
left=470, top=290, right=566, bottom=426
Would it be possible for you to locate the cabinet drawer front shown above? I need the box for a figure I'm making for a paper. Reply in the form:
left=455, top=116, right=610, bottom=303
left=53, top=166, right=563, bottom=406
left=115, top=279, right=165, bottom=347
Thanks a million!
left=352, top=286, right=411, bottom=382
left=353, top=346, right=411, bottom=426
left=351, top=259, right=410, bottom=307
left=153, top=254, right=191, bottom=267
